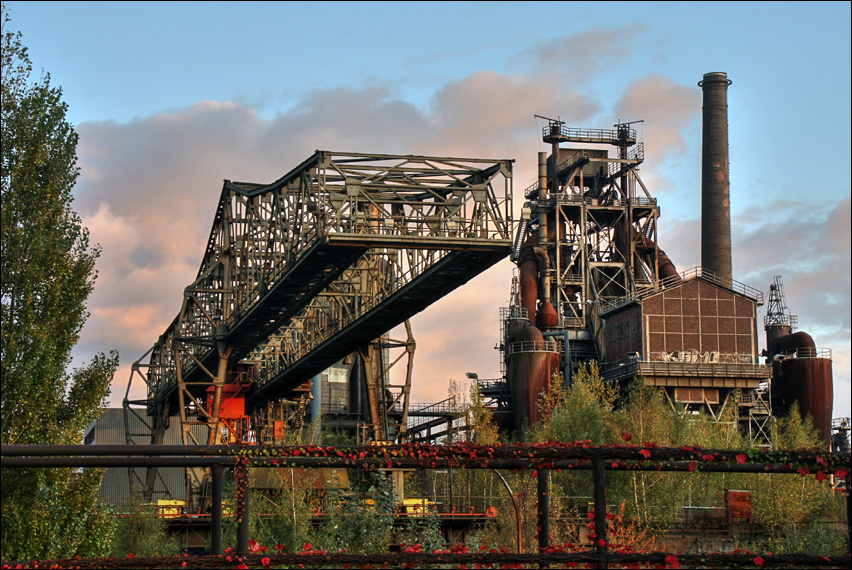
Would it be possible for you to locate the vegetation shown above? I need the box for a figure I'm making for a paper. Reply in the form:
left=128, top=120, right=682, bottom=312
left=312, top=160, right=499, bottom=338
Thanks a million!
left=1, top=4, right=118, bottom=560
left=110, top=500, right=178, bottom=558
left=316, top=471, right=397, bottom=554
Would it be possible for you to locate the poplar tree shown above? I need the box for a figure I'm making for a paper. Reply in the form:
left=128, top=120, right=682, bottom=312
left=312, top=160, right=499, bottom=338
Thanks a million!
left=1, top=4, right=118, bottom=559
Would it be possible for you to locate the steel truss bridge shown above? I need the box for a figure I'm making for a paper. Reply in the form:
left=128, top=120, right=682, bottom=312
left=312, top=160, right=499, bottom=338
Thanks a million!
left=124, top=151, right=513, bottom=464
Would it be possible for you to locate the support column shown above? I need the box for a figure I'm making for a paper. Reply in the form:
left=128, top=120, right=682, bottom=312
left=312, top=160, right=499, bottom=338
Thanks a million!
left=593, top=459, right=608, bottom=569
left=537, top=468, right=550, bottom=556
left=208, top=346, right=233, bottom=445
left=143, top=400, right=170, bottom=501
left=237, top=462, right=250, bottom=555
left=211, top=465, right=224, bottom=555
left=311, top=372, right=322, bottom=444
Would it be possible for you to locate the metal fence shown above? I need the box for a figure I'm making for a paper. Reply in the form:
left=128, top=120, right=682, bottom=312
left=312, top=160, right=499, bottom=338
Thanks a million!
left=2, top=442, right=850, bottom=568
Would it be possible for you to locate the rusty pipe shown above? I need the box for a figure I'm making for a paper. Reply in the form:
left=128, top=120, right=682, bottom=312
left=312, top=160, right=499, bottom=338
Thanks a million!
left=533, top=247, right=551, bottom=303
left=538, top=152, right=548, bottom=244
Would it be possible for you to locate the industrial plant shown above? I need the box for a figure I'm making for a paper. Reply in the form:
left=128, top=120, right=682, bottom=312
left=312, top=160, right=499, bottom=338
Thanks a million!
left=84, top=72, right=844, bottom=530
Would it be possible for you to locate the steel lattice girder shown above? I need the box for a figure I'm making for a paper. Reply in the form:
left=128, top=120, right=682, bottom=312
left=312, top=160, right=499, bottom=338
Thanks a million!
left=128, top=151, right=514, bottom=416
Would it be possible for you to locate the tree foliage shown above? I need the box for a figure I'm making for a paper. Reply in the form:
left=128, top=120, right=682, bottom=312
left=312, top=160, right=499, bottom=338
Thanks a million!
left=110, top=500, right=177, bottom=558
left=1, top=4, right=118, bottom=559
left=467, top=380, right=499, bottom=445
left=317, top=472, right=397, bottom=554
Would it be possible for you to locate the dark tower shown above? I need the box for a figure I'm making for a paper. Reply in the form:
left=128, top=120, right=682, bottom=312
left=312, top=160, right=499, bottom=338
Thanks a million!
left=699, top=72, right=733, bottom=281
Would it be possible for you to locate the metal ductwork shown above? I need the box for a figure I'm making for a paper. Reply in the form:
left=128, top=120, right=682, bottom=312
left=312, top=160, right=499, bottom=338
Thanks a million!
left=699, top=72, right=733, bottom=281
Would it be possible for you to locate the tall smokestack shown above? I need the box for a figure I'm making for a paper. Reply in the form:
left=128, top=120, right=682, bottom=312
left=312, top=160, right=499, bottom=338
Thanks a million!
left=699, top=72, right=733, bottom=281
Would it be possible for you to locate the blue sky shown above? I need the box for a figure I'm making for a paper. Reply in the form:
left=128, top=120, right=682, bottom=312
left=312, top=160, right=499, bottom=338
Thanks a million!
left=7, top=1, right=850, bottom=419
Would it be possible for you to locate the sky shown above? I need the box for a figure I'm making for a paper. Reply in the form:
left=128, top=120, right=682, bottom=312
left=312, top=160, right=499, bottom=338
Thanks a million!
left=6, top=1, right=851, bottom=420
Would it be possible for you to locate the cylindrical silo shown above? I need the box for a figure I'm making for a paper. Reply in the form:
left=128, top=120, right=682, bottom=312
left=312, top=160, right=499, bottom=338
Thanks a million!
left=772, top=331, right=834, bottom=447
left=507, top=325, right=559, bottom=437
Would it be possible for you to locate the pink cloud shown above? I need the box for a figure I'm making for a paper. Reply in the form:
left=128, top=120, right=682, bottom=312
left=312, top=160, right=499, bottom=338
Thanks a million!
left=613, top=74, right=701, bottom=161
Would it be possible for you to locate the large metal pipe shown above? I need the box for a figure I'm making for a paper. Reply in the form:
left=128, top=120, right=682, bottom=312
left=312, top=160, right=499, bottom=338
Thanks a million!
left=537, top=152, right=548, bottom=244
left=699, top=72, right=733, bottom=281
left=508, top=325, right=557, bottom=435
left=518, top=234, right=540, bottom=323
left=533, top=247, right=558, bottom=328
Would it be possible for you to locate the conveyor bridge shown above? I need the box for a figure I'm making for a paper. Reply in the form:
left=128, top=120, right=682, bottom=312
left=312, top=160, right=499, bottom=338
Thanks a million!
left=124, top=151, right=513, bottom=444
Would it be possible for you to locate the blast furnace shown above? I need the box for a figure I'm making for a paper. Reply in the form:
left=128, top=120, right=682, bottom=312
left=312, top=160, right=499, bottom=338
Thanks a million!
left=487, top=72, right=835, bottom=448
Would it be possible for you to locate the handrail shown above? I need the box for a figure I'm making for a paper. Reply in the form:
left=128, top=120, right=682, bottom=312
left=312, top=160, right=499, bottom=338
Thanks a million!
left=506, top=340, right=559, bottom=354
left=779, top=347, right=832, bottom=359
left=598, top=266, right=764, bottom=314
left=606, top=143, right=644, bottom=178
left=628, top=196, right=657, bottom=207
left=542, top=125, right=637, bottom=143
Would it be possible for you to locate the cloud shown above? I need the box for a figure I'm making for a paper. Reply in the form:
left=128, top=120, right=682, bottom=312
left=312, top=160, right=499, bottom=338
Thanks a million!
left=734, top=196, right=851, bottom=332
left=406, top=262, right=515, bottom=403
left=430, top=70, right=598, bottom=154
left=516, top=25, right=648, bottom=85
left=612, top=74, right=701, bottom=161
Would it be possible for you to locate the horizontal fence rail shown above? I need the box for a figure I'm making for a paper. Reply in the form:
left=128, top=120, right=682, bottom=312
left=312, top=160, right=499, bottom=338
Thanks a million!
left=2, top=442, right=850, bottom=569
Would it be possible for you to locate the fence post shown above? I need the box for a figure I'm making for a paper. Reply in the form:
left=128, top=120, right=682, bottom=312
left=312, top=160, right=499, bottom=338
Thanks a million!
left=593, top=458, right=608, bottom=569
left=537, top=467, right=550, bottom=559
left=237, top=462, right=250, bottom=554
left=211, top=465, right=224, bottom=555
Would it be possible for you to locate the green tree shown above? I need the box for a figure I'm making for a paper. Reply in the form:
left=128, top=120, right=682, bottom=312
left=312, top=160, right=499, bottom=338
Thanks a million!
left=467, top=380, right=499, bottom=445
left=1, top=4, right=118, bottom=559
left=750, top=403, right=838, bottom=531
left=534, top=364, right=612, bottom=444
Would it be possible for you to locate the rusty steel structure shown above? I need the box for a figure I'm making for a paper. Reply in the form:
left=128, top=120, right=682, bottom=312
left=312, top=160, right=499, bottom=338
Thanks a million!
left=121, top=72, right=840, bottom=511
left=493, top=120, right=665, bottom=431
left=123, top=151, right=514, bottom=504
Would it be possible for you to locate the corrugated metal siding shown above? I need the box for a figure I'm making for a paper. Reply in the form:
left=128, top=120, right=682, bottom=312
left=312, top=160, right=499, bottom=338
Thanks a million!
left=87, top=408, right=206, bottom=510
